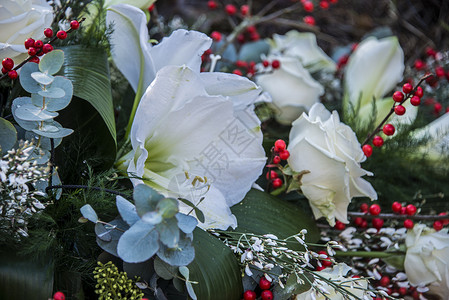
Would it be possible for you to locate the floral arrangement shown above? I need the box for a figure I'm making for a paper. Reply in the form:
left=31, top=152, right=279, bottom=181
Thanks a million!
left=1, top=0, right=449, bottom=300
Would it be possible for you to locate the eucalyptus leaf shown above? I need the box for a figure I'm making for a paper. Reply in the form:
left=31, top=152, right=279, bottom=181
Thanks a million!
left=96, top=218, right=128, bottom=257
left=188, top=228, right=242, bottom=300
left=179, top=266, right=197, bottom=300
left=39, top=49, right=64, bottom=75
left=32, top=121, right=73, bottom=138
left=175, top=213, right=198, bottom=234
left=60, top=46, right=116, bottom=143
left=80, top=204, right=99, bottom=223
left=0, top=118, right=17, bottom=153
left=37, top=87, right=65, bottom=99
left=156, top=198, right=178, bottom=219
left=117, top=220, right=159, bottom=263
left=95, top=222, right=112, bottom=242
left=154, top=256, right=177, bottom=280
left=31, top=72, right=54, bottom=85
left=25, top=133, right=61, bottom=151
left=116, top=196, right=139, bottom=226
left=156, top=217, right=180, bottom=248
left=157, top=232, right=194, bottom=266
left=14, top=104, right=58, bottom=121
left=134, top=184, right=164, bottom=216
left=19, top=62, right=40, bottom=93
left=141, top=211, right=163, bottom=225
left=45, top=76, right=73, bottom=110
left=238, top=40, right=270, bottom=63
left=12, top=97, right=37, bottom=131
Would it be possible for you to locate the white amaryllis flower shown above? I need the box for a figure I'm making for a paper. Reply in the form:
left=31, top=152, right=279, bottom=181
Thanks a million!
left=117, top=65, right=266, bottom=230
left=269, top=31, right=336, bottom=73
left=344, top=36, right=417, bottom=128
left=287, top=103, right=377, bottom=226
left=295, top=263, right=368, bottom=300
left=404, top=224, right=449, bottom=287
left=256, top=55, right=324, bottom=125
left=0, top=0, right=53, bottom=63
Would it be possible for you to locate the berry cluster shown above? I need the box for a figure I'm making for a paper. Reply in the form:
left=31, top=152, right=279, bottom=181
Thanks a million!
left=362, top=80, right=426, bottom=158
left=1, top=19, right=81, bottom=81
left=243, top=277, right=273, bottom=300
left=266, top=139, right=290, bottom=190
left=298, top=0, right=339, bottom=27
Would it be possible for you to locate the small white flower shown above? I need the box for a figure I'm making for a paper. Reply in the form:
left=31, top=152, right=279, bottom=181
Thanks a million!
left=245, top=264, right=253, bottom=276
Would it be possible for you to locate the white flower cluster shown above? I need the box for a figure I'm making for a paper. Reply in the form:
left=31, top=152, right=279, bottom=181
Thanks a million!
left=0, top=141, right=50, bottom=239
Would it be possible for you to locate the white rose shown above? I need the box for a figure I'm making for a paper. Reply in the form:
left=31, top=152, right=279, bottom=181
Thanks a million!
left=269, top=30, right=336, bottom=73
left=0, top=0, right=53, bottom=63
left=287, top=103, right=377, bottom=226
left=404, top=224, right=449, bottom=287
left=295, top=263, right=368, bottom=300
left=256, top=55, right=324, bottom=125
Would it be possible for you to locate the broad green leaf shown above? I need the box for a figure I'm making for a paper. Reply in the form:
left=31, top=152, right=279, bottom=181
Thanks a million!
left=0, top=118, right=17, bottom=153
left=117, top=220, right=159, bottom=263
left=231, top=189, right=320, bottom=245
left=176, top=213, right=198, bottom=234
left=31, top=72, right=54, bottom=85
left=0, top=251, right=54, bottom=299
left=116, top=196, right=139, bottom=226
left=14, top=104, right=58, bottom=121
left=39, top=49, right=64, bottom=75
left=188, top=228, right=242, bottom=300
left=154, top=256, right=177, bottom=280
left=156, top=217, right=180, bottom=248
left=157, top=232, right=194, bottom=266
left=80, top=204, right=99, bottom=223
left=19, top=63, right=40, bottom=93
left=60, top=45, right=116, bottom=144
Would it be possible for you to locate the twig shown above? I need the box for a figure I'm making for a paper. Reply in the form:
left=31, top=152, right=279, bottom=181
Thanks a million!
left=46, top=184, right=129, bottom=198
left=347, top=211, right=449, bottom=221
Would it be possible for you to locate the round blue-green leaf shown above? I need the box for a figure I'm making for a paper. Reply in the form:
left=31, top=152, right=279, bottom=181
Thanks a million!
left=31, top=72, right=54, bottom=85
left=96, top=218, right=128, bottom=257
left=80, top=204, right=99, bottom=223
left=157, top=232, right=194, bottom=266
left=134, top=184, right=164, bottom=216
left=24, top=132, right=61, bottom=151
left=19, top=62, right=40, bottom=93
left=39, top=49, right=64, bottom=75
left=116, top=196, right=139, bottom=226
left=37, top=86, right=65, bottom=98
left=141, top=211, right=163, bottom=225
left=46, top=76, right=73, bottom=110
left=117, top=220, right=159, bottom=263
left=12, top=97, right=37, bottom=131
left=176, top=213, right=198, bottom=234
left=0, top=118, right=17, bottom=153
left=238, top=40, right=270, bottom=63
left=14, top=104, right=58, bottom=121
left=32, top=121, right=73, bottom=138
left=156, top=198, right=178, bottom=219
left=156, top=217, right=180, bottom=248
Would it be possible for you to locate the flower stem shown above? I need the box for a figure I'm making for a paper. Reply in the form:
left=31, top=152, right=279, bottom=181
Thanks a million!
left=335, top=250, right=404, bottom=258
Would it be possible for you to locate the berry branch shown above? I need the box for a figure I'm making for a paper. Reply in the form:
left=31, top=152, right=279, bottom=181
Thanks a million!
left=347, top=211, right=449, bottom=221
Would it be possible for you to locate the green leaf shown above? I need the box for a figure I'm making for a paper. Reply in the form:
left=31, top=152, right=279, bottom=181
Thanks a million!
left=19, top=63, right=40, bottom=93
left=31, top=72, right=54, bottom=85
left=59, top=45, right=116, bottom=144
left=273, top=273, right=312, bottom=300
left=44, top=76, right=73, bottom=111
left=231, top=189, right=320, bottom=245
left=14, top=104, right=58, bottom=121
left=37, top=86, right=65, bottom=98
left=179, top=266, right=197, bottom=300
left=157, top=232, right=194, bottom=266
left=116, top=196, right=139, bottom=226
left=154, top=256, right=177, bottom=280
left=12, top=97, right=37, bottom=131
left=156, top=217, right=180, bottom=248
left=188, top=228, right=243, bottom=300
left=157, top=197, right=178, bottom=219
left=32, top=121, right=73, bottom=139
left=117, top=220, right=159, bottom=263
left=134, top=184, right=164, bottom=216
left=0, top=251, right=54, bottom=299
left=39, top=49, right=64, bottom=75
left=178, top=198, right=205, bottom=223
left=176, top=213, right=198, bottom=234
left=142, top=211, right=163, bottom=225
left=96, top=218, right=128, bottom=257
left=0, top=117, right=17, bottom=153
left=80, top=204, right=99, bottom=223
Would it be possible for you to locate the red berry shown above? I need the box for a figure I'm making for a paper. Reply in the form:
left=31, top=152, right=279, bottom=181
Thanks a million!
left=225, top=4, right=237, bottom=15
left=246, top=25, right=257, bottom=34
left=369, top=204, right=381, bottom=216
left=42, top=43, right=53, bottom=53
left=319, top=1, right=329, bottom=9
left=372, top=218, right=384, bottom=230
left=414, top=86, right=424, bottom=98
left=372, top=135, right=384, bottom=147
left=2, top=58, right=14, bottom=70
left=262, top=60, right=269, bottom=67
left=240, top=5, right=249, bottom=16
left=303, top=1, right=314, bottom=12
left=1, top=67, right=6, bottom=74
left=315, top=265, right=326, bottom=271
left=207, top=0, right=217, bottom=9
left=243, top=290, right=256, bottom=300
left=379, top=276, right=390, bottom=287
left=353, top=217, right=363, bottom=226
left=44, top=28, right=53, bottom=38
left=402, top=83, right=413, bottom=94
left=392, top=91, right=404, bottom=102
left=53, top=291, right=66, bottom=300
left=433, top=220, right=443, bottom=231
left=404, top=219, right=414, bottom=229
left=303, top=15, right=316, bottom=26
left=273, top=156, right=281, bottom=164
left=271, top=60, right=280, bottom=69
left=424, top=97, right=436, bottom=106
left=279, top=150, right=290, bottom=160
left=434, top=102, right=443, bottom=114
left=321, top=256, right=332, bottom=267
left=261, top=290, right=273, bottom=300
left=232, top=69, right=242, bottom=76
left=237, top=34, right=245, bottom=43
left=335, top=220, right=345, bottom=230
left=30, top=57, right=40, bottom=63
left=406, top=204, right=417, bottom=216
left=435, top=66, right=445, bottom=78
left=28, top=47, right=37, bottom=56
left=414, top=59, right=425, bottom=70
left=235, top=60, right=248, bottom=68
left=56, top=30, right=67, bottom=40
left=250, top=32, right=260, bottom=41
left=274, top=139, right=286, bottom=152
left=272, top=178, right=283, bottom=189
left=24, top=38, right=35, bottom=49
left=34, top=40, right=43, bottom=48
left=394, top=105, right=406, bottom=115
left=259, top=277, right=271, bottom=290
left=439, top=212, right=449, bottom=225
left=148, top=4, right=155, bottom=12
left=382, top=124, right=395, bottom=136
left=392, top=201, right=402, bottom=213
left=361, top=219, right=368, bottom=228
left=210, top=31, right=222, bottom=42
left=266, top=170, right=278, bottom=180
left=410, top=95, right=421, bottom=106
left=360, top=203, right=369, bottom=213
left=70, top=20, right=80, bottom=30
left=7, top=70, right=18, bottom=79
left=362, top=144, right=372, bottom=157
left=426, top=47, right=437, bottom=58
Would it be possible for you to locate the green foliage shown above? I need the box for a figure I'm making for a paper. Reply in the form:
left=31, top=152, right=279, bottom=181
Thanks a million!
left=0, top=117, right=16, bottom=153
left=93, top=261, right=144, bottom=300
